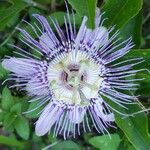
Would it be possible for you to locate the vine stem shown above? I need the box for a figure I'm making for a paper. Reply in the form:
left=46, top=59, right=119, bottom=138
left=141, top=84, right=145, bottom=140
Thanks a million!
left=143, top=12, right=150, bottom=25
left=42, top=140, right=61, bottom=150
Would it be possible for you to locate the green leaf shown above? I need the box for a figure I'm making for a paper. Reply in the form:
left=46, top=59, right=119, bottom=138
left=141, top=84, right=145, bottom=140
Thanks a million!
left=85, top=0, right=97, bottom=29
left=7, top=13, right=19, bottom=27
left=32, top=133, right=42, bottom=142
left=0, top=111, right=5, bottom=122
left=120, top=11, right=142, bottom=48
left=0, top=46, right=13, bottom=56
left=22, top=11, right=82, bottom=40
left=3, top=113, right=16, bottom=131
left=0, top=0, right=28, bottom=30
left=49, top=12, right=68, bottom=27
left=47, top=133, right=57, bottom=143
left=68, top=0, right=97, bottom=29
left=14, top=116, right=30, bottom=140
left=125, top=49, right=150, bottom=70
left=25, top=101, right=44, bottom=119
left=101, top=49, right=150, bottom=150
left=12, top=96, right=29, bottom=111
left=102, top=0, right=143, bottom=29
left=49, top=11, right=82, bottom=28
left=10, top=103, right=22, bottom=114
left=1, top=87, right=14, bottom=110
left=103, top=96, right=150, bottom=150
left=0, top=135, right=24, bottom=148
left=125, top=49, right=150, bottom=96
left=89, top=134, right=121, bottom=150
left=116, top=105, right=150, bottom=150
left=0, top=63, right=8, bottom=79
left=28, top=7, right=43, bottom=18
left=52, top=141, right=82, bottom=150
left=128, top=145, right=137, bottom=150
left=135, top=73, right=150, bottom=97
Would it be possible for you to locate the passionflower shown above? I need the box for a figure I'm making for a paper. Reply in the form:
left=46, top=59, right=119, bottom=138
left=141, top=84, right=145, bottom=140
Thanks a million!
left=2, top=6, right=142, bottom=139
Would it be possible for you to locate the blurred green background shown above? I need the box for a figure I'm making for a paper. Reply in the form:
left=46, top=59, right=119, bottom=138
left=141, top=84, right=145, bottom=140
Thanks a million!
left=0, top=0, right=150, bottom=150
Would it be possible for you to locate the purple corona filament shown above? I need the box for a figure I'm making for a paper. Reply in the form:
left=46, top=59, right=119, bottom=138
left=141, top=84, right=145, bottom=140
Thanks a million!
left=2, top=6, right=142, bottom=139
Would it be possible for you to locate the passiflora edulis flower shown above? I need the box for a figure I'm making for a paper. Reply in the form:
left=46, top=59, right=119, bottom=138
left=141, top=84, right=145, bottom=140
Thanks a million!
left=2, top=5, right=143, bottom=139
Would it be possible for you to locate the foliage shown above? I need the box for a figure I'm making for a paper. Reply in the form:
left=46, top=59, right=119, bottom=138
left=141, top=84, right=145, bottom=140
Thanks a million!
left=0, top=0, right=149, bottom=149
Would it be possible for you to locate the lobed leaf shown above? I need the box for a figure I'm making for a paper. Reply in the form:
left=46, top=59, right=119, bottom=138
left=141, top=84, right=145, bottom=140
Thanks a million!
left=10, top=103, right=22, bottom=114
left=14, top=116, right=30, bottom=140
left=0, top=63, right=8, bottom=79
left=1, top=87, right=14, bottom=110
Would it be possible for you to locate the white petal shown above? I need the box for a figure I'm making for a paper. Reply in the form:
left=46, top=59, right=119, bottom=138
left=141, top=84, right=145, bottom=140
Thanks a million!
left=104, top=113, right=115, bottom=122
left=75, top=16, right=87, bottom=51
left=26, top=77, right=49, bottom=96
left=2, top=58, right=38, bottom=76
left=68, top=106, right=86, bottom=124
left=82, top=28, right=92, bottom=43
left=94, top=100, right=115, bottom=122
left=39, top=33, right=55, bottom=51
left=93, top=27, right=109, bottom=48
left=80, top=26, right=109, bottom=50
left=95, top=7, right=101, bottom=27
left=35, top=103, right=62, bottom=136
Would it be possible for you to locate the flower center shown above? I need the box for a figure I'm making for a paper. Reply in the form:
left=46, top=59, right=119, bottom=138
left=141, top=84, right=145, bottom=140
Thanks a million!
left=68, top=74, right=80, bottom=87
left=48, top=51, right=103, bottom=105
